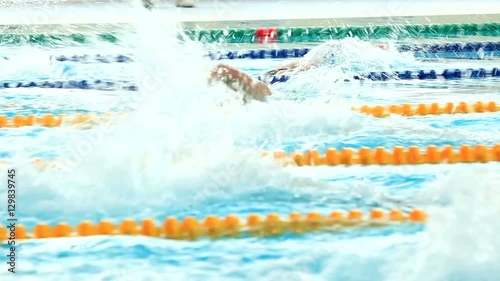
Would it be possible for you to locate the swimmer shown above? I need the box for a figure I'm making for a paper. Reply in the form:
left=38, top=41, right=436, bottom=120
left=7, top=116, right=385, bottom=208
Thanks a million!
left=208, top=40, right=339, bottom=103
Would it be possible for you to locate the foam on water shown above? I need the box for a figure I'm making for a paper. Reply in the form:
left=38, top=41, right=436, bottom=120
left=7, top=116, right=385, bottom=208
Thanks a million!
left=0, top=46, right=53, bottom=80
left=383, top=167, right=500, bottom=281
left=3, top=2, right=378, bottom=216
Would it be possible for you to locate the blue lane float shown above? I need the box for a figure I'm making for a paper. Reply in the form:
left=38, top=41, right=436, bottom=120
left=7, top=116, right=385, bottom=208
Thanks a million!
left=51, top=54, right=134, bottom=63
left=413, top=51, right=500, bottom=59
left=0, top=67, right=498, bottom=90
left=2, top=41, right=498, bottom=63
left=208, top=41, right=500, bottom=60
left=259, top=67, right=500, bottom=84
left=0, top=79, right=138, bottom=91
left=2, top=54, right=134, bottom=63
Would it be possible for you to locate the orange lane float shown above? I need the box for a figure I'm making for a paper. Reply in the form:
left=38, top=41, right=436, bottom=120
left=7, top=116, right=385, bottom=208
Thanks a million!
left=0, top=209, right=426, bottom=242
left=0, top=113, right=113, bottom=128
left=264, top=144, right=500, bottom=166
left=0, top=101, right=499, bottom=128
left=0, top=144, right=499, bottom=168
left=355, top=101, right=500, bottom=118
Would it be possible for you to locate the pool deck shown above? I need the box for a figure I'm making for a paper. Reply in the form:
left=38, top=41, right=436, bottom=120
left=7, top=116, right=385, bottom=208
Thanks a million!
left=171, top=0, right=500, bottom=29
left=0, top=0, right=498, bottom=32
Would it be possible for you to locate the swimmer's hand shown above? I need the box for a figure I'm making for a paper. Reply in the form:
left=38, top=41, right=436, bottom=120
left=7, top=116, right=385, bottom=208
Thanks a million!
left=209, top=63, right=272, bottom=103
left=264, top=59, right=314, bottom=78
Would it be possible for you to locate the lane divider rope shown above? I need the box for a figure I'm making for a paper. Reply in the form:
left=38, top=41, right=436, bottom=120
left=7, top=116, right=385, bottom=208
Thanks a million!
left=264, top=144, right=500, bottom=166
left=261, top=67, right=500, bottom=84
left=216, top=50, right=500, bottom=60
left=0, top=80, right=137, bottom=91
left=355, top=101, right=500, bottom=118
left=2, top=67, right=495, bottom=91
left=2, top=23, right=498, bottom=46
left=0, top=208, right=426, bottom=241
left=188, top=22, right=500, bottom=44
left=0, top=33, right=119, bottom=46
left=413, top=52, right=500, bottom=59
left=208, top=41, right=500, bottom=60
left=1, top=101, right=499, bottom=128
left=50, top=54, right=134, bottom=63
left=3, top=41, right=496, bottom=63
left=1, top=144, right=499, bottom=168
left=0, top=113, right=111, bottom=128
left=3, top=54, right=133, bottom=63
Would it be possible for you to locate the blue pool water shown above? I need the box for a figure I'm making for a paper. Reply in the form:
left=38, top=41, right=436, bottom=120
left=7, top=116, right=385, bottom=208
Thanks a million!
left=1, top=9, right=500, bottom=281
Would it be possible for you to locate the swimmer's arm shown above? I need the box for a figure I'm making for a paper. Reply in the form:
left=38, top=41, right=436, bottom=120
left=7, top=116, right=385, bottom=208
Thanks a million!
left=209, top=63, right=272, bottom=102
left=264, top=57, right=316, bottom=77
left=298, top=40, right=336, bottom=67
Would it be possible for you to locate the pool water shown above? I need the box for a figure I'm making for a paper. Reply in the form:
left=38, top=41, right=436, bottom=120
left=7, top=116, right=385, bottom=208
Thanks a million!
left=1, top=5, right=500, bottom=281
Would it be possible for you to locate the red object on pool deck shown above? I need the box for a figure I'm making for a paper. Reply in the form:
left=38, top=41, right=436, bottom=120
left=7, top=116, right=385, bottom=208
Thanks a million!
left=256, top=27, right=277, bottom=43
